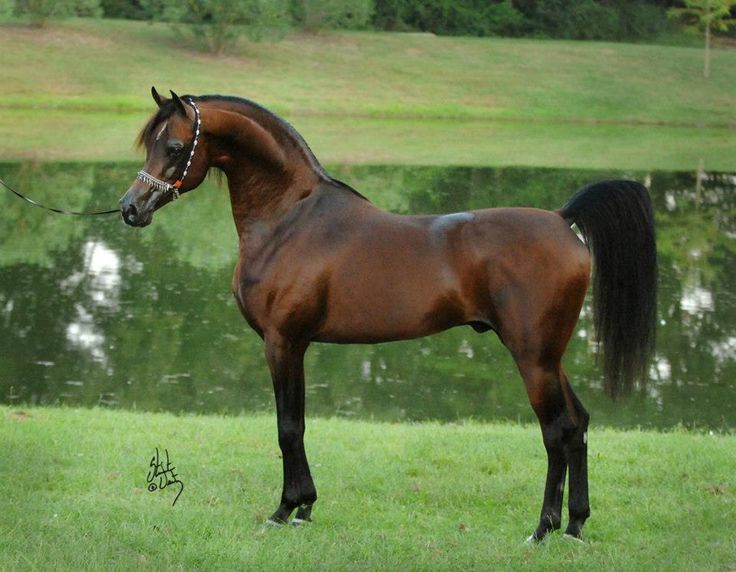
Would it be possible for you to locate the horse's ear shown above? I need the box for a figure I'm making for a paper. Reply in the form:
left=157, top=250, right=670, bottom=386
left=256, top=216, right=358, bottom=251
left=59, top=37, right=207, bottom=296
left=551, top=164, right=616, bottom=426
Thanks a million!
left=151, top=86, right=165, bottom=108
left=170, top=91, right=187, bottom=116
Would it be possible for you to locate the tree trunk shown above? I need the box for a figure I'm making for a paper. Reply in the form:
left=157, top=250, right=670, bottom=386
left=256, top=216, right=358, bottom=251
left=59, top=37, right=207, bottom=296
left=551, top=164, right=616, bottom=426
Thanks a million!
left=704, top=19, right=711, bottom=79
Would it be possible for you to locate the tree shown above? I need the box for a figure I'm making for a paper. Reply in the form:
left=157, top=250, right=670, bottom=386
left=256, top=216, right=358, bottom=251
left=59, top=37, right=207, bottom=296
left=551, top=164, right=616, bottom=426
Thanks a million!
left=668, top=0, right=736, bottom=78
left=291, top=0, right=374, bottom=33
left=100, top=0, right=148, bottom=20
left=145, top=0, right=291, bottom=54
left=14, top=0, right=101, bottom=27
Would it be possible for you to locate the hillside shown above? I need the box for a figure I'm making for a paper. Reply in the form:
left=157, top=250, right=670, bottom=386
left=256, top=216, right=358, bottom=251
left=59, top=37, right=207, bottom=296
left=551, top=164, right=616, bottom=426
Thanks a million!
left=1, top=18, right=734, bottom=168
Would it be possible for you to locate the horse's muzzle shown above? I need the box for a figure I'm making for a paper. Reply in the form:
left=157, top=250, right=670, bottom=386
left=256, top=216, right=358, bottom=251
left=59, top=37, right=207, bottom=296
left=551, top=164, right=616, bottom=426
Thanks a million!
left=121, top=203, right=148, bottom=227
left=120, top=187, right=157, bottom=227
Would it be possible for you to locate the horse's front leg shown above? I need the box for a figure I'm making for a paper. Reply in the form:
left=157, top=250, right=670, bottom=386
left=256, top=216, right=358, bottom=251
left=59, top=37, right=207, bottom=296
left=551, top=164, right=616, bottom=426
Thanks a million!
left=264, top=336, right=317, bottom=525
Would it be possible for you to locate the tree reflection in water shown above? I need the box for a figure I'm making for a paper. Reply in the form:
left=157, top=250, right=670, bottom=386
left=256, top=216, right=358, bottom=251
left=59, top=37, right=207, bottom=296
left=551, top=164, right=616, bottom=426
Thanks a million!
left=0, top=162, right=733, bottom=429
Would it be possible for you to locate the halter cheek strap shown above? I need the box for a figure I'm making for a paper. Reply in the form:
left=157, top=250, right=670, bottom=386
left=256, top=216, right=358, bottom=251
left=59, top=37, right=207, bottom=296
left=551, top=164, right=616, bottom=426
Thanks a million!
left=136, top=98, right=202, bottom=200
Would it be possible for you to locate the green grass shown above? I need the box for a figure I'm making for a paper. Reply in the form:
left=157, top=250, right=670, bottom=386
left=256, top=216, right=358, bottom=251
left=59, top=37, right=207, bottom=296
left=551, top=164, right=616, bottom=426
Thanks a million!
left=2, top=407, right=734, bottom=570
left=1, top=109, right=734, bottom=171
left=1, top=18, right=735, bottom=169
left=2, top=19, right=735, bottom=125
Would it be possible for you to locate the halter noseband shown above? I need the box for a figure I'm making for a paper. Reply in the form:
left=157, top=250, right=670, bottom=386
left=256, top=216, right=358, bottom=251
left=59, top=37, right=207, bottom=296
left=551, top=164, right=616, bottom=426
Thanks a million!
left=136, top=98, right=202, bottom=201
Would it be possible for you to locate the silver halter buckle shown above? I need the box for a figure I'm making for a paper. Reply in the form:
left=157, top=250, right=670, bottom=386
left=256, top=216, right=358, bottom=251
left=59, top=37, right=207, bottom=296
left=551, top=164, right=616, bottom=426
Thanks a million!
left=136, top=98, right=201, bottom=201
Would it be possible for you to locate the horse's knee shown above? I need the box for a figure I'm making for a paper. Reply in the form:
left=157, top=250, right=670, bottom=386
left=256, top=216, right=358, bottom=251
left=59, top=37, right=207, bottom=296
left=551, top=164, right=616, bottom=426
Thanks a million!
left=278, top=424, right=304, bottom=452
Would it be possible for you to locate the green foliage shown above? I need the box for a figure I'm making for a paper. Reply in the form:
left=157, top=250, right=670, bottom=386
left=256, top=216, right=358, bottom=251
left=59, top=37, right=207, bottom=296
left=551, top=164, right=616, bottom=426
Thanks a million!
left=515, top=0, right=668, bottom=40
left=100, top=0, right=148, bottom=19
left=14, top=0, right=101, bottom=26
left=291, top=0, right=374, bottom=33
left=529, top=0, right=614, bottom=40
left=370, top=0, right=406, bottom=30
left=0, top=0, right=14, bottom=19
left=617, top=1, right=671, bottom=40
left=372, top=0, right=528, bottom=36
left=485, top=0, right=528, bottom=36
left=668, top=0, right=736, bottom=32
left=373, top=0, right=669, bottom=40
left=71, top=0, right=100, bottom=16
left=145, top=0, right=291, bottom=53
left=668, top=0, right=736, bottom=76
left=431, top=0, right=528, bottom=36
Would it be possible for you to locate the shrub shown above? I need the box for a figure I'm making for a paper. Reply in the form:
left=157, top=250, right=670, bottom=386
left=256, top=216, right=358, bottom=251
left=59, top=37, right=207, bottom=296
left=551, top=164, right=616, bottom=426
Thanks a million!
left=372, top=0, right=410, bottom=31
left=144, top=0, right=291, bottom=53
left=372, top=0, right=527, bottom=36
left=372, top=0, right=670, bottom=42
left=516, top=0, right=669, bottom=41
left=14, top=0, right=101, bottom=26
left=100, top=0, right=148, bottom=20
left=292, top=0, right=374, bottom=33
left=617, top=1, right=667, bottom=41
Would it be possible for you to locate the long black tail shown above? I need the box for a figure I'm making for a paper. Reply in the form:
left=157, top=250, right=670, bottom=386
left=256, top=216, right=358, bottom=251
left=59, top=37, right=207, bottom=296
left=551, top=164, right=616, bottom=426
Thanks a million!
left=560, top=180, right=657, bottom=397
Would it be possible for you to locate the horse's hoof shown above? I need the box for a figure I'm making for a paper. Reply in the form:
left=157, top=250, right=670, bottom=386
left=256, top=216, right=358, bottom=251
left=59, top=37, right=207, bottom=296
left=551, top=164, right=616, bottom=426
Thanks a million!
left=563, top=533, right=585, bottom=544
left=263, top=518, right=286, bottom=529
left=290, top=517, right=312, bottom=527
left=294, top=503, right=313, bottom=521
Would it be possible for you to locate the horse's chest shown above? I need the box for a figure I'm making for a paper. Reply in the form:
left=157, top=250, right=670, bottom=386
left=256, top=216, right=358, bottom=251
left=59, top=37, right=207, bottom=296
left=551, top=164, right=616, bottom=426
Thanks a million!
left=232, top=254, right=324, bottom=338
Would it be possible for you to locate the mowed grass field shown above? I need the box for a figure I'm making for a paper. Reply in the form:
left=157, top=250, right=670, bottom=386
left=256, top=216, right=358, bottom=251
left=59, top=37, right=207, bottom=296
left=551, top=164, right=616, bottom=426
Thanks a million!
left=1, top=407, right=734, bottom=571
left=0, top=18, right=734, bottom=169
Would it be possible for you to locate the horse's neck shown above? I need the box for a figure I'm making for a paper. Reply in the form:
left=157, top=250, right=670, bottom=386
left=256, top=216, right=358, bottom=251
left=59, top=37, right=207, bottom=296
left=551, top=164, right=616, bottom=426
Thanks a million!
left=205, top=106, right=325, bottom=235
left=225, top=168, right=322, bottom=237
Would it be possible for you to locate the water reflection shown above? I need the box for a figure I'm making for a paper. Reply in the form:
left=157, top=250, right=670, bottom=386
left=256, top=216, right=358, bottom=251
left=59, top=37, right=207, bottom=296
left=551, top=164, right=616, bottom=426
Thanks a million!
left=63, top=240, right=122, bottom=366
left=0, top=162, right=734, bottom=429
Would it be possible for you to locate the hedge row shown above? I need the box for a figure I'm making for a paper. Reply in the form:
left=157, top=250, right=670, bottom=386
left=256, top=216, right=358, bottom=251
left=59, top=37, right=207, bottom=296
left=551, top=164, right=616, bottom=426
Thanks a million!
left=4, top=0, right=721, bottom=43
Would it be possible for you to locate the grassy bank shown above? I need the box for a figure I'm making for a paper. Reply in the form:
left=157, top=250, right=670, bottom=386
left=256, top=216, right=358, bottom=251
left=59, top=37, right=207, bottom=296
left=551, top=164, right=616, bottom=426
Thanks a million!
left=1, top=19, right=734, bottom=169
left=2, top=407, right=734, bottom=570
left=2, top=109, right=734, bottom=171
left=3, top=19, right=736, bottom=124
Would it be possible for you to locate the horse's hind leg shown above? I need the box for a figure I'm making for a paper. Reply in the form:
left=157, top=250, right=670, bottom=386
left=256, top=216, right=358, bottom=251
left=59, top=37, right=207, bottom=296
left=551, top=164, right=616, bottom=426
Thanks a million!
left=500, top=277, right=590, bottom=539
left=562, top=382, right=590, bottom=539
left=517, top=361, right=590, bottom=541
left=518, top=363, right=568, bottom=540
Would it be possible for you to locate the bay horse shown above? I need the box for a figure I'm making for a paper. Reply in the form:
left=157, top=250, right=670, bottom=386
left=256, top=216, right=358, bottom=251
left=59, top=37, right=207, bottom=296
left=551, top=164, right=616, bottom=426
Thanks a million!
left=120, top=88, right=657, bottom=541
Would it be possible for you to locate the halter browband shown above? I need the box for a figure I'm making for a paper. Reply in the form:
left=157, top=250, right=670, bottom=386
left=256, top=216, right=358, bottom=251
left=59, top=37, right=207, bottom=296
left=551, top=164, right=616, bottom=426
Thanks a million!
left=136, top=98, right=201, bottom=201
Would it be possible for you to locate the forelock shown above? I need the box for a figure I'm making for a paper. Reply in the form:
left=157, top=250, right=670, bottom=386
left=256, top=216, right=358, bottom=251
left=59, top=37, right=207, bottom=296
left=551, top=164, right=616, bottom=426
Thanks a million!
left=136, top=102, right=178, bottom=149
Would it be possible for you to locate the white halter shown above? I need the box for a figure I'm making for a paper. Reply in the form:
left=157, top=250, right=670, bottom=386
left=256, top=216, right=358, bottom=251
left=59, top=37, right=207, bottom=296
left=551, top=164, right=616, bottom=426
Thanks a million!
left=136, top=98, right=201, bottom=200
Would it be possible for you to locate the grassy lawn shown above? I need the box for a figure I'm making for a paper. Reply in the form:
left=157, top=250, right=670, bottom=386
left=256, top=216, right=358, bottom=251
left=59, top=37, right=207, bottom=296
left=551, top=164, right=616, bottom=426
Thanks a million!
left=2, top=19, right=735, bottom=124
left=0, top=19, right=734, bottom=169
left=2, top=407, right=734, bottom=570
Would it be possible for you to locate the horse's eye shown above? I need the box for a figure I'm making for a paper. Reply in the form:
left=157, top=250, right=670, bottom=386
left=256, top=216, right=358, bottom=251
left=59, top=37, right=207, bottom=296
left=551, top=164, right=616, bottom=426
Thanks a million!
left=167, top=140, right=184, bottom=156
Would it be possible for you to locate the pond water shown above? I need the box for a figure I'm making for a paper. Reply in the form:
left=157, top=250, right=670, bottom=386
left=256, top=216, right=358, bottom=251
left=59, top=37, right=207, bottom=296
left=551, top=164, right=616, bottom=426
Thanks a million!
left=1, top=162, right=734, bottom=430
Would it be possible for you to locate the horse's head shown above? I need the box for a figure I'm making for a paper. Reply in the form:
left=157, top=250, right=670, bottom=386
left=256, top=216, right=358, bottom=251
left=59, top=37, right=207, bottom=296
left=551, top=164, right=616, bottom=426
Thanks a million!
left=120, top=87, right=208, bottom=227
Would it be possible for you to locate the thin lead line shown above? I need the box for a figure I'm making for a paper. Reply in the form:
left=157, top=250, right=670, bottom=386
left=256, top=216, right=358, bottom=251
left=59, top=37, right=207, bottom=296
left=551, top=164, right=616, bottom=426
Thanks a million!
left=0, top=176, right=119, bottom=216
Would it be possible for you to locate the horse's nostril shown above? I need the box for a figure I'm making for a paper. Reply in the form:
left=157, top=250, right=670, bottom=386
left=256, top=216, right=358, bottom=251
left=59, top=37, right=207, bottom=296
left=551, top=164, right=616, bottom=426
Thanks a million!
left=125, top=204, right=138, bottom=223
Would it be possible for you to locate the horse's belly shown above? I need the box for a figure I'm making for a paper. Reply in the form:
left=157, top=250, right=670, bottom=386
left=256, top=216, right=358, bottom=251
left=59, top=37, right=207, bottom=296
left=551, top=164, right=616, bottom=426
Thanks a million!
left=314, top=268, right=469, bottom=343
